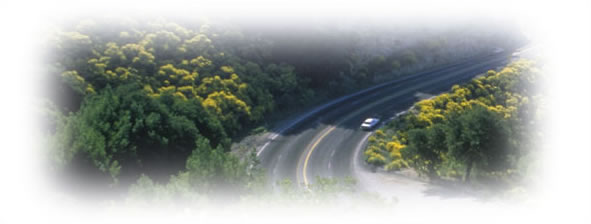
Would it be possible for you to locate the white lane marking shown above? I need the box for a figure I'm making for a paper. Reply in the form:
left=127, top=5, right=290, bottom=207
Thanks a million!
left=352, top=133, right=372, bottom=177
left=257, top=141, right=271, bottom=157
left=255, top=66, right=424, bottom=158
left=256, top=55, right=500, bottom=158
left=273, top=154, right=283, bottom=175
left=328, top=149, right=337, bottom=170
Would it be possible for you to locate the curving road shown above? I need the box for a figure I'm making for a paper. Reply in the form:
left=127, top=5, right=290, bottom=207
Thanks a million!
left=257, top=53, right=511, bottom=189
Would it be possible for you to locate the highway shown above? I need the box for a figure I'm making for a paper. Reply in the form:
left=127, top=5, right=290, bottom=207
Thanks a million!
left=256, top=53, right=512, bottom=189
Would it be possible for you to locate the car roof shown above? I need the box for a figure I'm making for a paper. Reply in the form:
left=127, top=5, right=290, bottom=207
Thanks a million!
left=364, top=118, right=378, bottom=123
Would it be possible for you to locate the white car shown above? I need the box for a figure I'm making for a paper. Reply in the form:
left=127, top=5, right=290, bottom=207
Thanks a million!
left=360, top=118, right=380, bottom=130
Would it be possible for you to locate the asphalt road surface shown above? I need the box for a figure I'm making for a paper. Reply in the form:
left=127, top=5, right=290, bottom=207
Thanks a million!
left=257, top=53, right=511, bottom=189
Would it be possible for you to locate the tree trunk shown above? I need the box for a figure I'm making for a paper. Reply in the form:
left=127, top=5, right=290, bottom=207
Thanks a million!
left=464, top=160, right=473, bottom=183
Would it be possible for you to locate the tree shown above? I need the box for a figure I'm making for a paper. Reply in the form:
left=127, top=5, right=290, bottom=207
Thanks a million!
left=185, top=136, right=263, bottom=196
left=45, top=18, right=529, bottom=199
left=202, top=91, right=251, bottom=135
left=446, top=105, right=511, bottom=182
left=182, top=34, right=214, bottom=59
left=52, top=84, right=204, bottom=185
left=404, top=124, right=447, bottom=179
left=141, top=30, right=182, bottom=60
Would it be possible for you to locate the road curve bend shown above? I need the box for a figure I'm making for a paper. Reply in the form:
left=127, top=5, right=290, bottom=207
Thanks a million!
left=257, top=53, right=511, bottom=190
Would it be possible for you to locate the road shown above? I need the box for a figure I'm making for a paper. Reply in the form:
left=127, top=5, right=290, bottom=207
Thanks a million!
left=257, top=53, right=511, bottom=190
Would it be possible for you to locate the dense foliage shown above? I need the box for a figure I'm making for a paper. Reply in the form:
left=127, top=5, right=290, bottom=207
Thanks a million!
left=41, top=17, right=523, bottom=197
left=364, top=59, right=543, bottom=184
left=43, top=19, right=319, bottom=190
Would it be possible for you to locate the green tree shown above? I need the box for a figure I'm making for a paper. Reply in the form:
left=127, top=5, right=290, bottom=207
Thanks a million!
left=52, top=84, right=203, bottom=185
left=446, top=105, right=511, bottom=182
left=404, top=123, right=447, bottom=179
left=202, top=91, right=251, bottom=135
left=184, top=136, right=263, bottom=195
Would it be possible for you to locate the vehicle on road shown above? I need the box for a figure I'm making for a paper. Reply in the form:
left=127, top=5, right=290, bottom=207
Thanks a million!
left=360, top=118, right=380, bottom=130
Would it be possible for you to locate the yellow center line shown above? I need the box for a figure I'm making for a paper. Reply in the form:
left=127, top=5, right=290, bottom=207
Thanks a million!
left=299, top=59, right=499, bottom=187
left=302, top=126, right=336, bottom=186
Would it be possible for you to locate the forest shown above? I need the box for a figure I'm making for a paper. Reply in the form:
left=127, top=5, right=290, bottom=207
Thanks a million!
left=40, top=17, right=525, bottom=199
left=364, top=59, right=543, bottom=190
